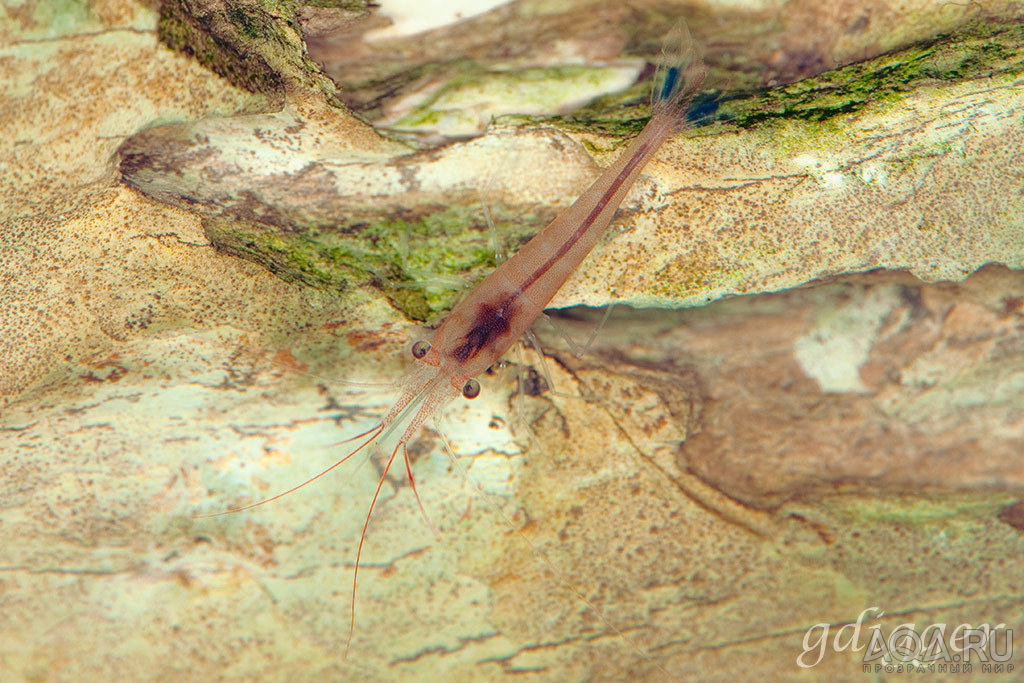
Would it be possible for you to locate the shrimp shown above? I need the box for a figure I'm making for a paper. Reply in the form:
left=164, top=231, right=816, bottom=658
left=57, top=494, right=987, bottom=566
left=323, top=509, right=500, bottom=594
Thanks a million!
left=202, top=33, right=706, bottom=656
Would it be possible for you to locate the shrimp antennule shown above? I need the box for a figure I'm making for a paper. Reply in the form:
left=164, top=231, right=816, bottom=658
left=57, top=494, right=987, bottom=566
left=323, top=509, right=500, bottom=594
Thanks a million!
left=194, top=422, right=385, bottom=518
left=346, top=439, right=403, bottom=658
left=341, top=382, right=453, bottom=655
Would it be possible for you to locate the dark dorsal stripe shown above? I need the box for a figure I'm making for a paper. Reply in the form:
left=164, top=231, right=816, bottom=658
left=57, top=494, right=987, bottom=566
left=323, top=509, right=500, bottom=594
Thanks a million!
left=516, top=138, right=652, bottom=296
left=452, top=137, right=654, bottom=365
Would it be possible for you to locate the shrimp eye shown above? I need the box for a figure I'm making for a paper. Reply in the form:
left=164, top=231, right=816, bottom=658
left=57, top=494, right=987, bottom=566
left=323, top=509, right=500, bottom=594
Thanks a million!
left=411, top=340, right=431, bottom=360
left=461, top=378, right=480, bottom=400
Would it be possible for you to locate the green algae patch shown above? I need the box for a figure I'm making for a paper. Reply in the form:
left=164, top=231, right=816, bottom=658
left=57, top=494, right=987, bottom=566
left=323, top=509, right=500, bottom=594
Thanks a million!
left=648, top=246, right=738, bottom=303
left=158, top=0, right=365, bottom=104
left=205, top=204, right=543, bottom=321
left=728, top=22, right=1023, bottom=129
left=548, top=20, right=1024, bottom=138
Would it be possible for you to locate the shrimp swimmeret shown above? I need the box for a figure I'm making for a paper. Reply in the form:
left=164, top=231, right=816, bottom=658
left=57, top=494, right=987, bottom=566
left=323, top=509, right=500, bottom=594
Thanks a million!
left=204, top=40, right=706, bottom=654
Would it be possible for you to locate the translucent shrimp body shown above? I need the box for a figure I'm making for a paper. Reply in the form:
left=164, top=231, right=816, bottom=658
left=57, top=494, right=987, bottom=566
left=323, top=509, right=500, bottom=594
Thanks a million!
left=207, top=41, right=706, bottom=655
left=411, top=48, right=706, bottom=427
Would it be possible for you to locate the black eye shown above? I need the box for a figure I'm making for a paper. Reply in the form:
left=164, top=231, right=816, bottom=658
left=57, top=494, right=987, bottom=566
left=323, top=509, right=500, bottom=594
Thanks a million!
left=411, top=341, right=430, bottom=359
left=461, top=378, right=480, bottom=399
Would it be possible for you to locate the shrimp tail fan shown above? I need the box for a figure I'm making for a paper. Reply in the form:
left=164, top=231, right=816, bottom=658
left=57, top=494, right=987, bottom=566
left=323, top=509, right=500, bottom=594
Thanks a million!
left=651, top=24, right=707, bottom=121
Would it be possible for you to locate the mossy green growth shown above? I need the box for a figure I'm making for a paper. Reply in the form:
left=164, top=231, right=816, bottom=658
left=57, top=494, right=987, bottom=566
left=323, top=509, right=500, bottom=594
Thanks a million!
left=727, top=21, right=1023, bottom=128
left=546, top=20, right=1024, bottom=138
left=646, top=244, right=744, bottom=303
left=205, top=204, right=545, bottom=322
left=543, top=80, right=654, bottom=138
left=158, top=0, right=366, bottom=104
left=159, top=0, right=283, bottom=98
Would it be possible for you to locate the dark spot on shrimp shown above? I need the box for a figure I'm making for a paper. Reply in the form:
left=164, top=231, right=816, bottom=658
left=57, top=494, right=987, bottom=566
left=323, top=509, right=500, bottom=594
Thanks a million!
left=451, top=298, right=518, bottom=363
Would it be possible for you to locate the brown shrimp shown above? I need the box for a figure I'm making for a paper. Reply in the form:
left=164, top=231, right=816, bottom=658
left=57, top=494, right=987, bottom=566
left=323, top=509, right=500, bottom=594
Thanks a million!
left=200, top=34, right=706, bottom=656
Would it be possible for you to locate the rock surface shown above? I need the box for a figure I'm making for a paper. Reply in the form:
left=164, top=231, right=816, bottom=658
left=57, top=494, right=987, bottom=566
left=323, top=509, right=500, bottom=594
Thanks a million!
left=2, top=1, right=1023, bottom=681
left=121, top=19, right=1024, bottom=319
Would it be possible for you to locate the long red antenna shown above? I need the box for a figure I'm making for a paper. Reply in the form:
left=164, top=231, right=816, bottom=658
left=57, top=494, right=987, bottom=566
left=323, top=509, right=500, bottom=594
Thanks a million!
left=345, top=440, right=402, bottom=658
left=403, top=442, right=439, bottom=538
left=195, top=423, right=385, bottom=518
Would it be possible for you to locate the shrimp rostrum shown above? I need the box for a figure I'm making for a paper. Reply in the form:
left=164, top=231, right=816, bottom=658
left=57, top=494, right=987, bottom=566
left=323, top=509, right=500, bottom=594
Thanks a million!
left=203, top=32, right=706, bottom=653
